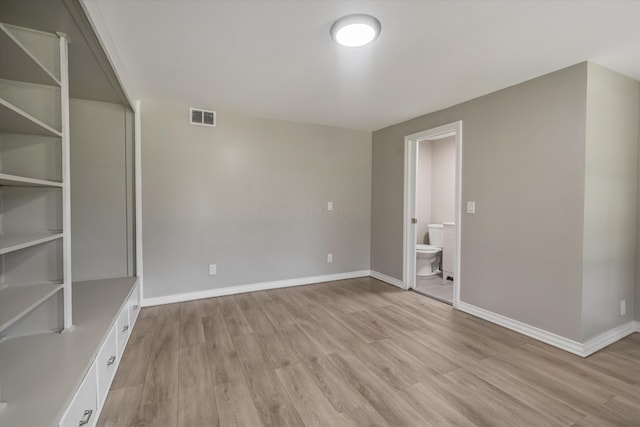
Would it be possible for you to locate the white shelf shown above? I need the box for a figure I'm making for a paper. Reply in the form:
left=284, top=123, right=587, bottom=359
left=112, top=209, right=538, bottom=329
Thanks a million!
left=0, top=283, right=63, bottom=333
left=0, top=232, right=63, bottom=255
left=0, top=97, right=62, bottom=137
left=0, top=277, right=137, bottom=427
left=0, top=24, right=61, bottom=87
left=0, top=173, right=62, bottom=187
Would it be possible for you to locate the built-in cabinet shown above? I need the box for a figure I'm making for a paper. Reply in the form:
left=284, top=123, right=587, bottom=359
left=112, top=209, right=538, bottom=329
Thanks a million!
left=0, top=21, right=139, bottom=427
left=59, top=280, right=140, bottom=427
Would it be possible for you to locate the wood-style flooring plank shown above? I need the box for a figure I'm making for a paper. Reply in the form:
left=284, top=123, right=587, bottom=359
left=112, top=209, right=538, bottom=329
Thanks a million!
left=136, top=398, right=177, bottom=427
left=129, top=312, right=158, bottom=341
left=96, top=384, right=143, bottom=427
left=342, top=403, right=392, bottom=427
left=398, top=382, right=477, bottom=427
left=110, top=335, right=154, bottom=390
left=300, top=354, right=369, bottom=414
left=215, top=379, right=264, bottom=427
left=155, top=303, right=181, bottom=324
left=218, top=296, right=253, bottom=337
left=177, top=345, right=218, bottom=426
left=179, top=301, right=206, bottom=347
left=232, top=333, right=304, bottom=427
left=202, top=314, right=245, bottom=385
left=140, top=321, right=180, bottom=404
left=328, top=350, right=431, bottom=427
left=276, top=362, right=354, bottom=427
left=442, top=367, right=565, bottom=427
left=462, top=353, right=585, bottom=425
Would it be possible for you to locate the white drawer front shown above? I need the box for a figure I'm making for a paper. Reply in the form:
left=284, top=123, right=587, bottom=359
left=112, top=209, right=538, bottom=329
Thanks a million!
left=96, top=325, right=118, bottom=404
left=128, top=283, right=141, bottom=328
left=116, top=307, right=130, bottom=358
left=59, top=362, right=97, bottom=427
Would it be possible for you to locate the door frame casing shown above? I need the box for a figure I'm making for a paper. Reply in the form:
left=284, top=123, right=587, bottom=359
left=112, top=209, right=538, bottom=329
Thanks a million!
left=403, top=121, right=462, bottom=307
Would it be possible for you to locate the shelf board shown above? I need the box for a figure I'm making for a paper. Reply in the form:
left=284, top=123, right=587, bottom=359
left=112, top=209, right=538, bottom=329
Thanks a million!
left=0, top=98, right=62, bottom=137
left=0, top=232, right=63, bottom=255
left=0, top=24, right=61, bottom=87
left=0, top=277, right=137, bottom=427
left=0, top=282, right=63, bottom=334
left=0, top=173, right=62, bottom=188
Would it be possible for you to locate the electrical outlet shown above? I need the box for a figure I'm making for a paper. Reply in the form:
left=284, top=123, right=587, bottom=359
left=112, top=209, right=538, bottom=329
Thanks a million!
left=620, top=300, right=626, bottom=316
left=328, top=201, right=333, bottom=211
left=209, top=264, right=217, bottom=275
left=327, top=253, right=333, bottom=263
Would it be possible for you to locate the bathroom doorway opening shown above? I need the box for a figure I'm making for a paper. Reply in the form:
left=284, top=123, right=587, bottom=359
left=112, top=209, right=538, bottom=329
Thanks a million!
left=403, top=121, right=462, bottom=307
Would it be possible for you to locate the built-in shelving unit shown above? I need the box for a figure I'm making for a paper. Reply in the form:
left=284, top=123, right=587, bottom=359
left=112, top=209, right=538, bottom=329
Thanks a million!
left=0, top=232, right=63, bottom=255
left=0, top=282, right=64, bottom=332
left=0, top=22, right=71, bottom=342
left=0, top=11, right=141, bottom=426
left=0, top=173, right=62, bottom=187
left=0, top=22, right=60, bottom=87
left=0, top=98, right=63, bottom=137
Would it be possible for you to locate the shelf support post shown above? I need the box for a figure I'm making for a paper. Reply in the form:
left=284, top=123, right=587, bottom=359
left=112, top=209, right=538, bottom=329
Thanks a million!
left=58, top=32, right=73, bottom=331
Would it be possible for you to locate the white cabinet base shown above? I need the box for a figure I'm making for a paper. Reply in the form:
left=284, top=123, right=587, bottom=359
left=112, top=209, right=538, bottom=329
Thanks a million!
left=59, top=362, right=97, bottom=427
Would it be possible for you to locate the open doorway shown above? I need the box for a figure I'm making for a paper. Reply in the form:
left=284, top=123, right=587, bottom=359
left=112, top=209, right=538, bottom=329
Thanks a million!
left=403, top=121, right=462, bottom=307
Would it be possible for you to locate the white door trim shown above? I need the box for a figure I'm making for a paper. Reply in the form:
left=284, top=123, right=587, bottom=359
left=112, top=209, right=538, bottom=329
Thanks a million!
left=403, top=121, right=462, bottom=308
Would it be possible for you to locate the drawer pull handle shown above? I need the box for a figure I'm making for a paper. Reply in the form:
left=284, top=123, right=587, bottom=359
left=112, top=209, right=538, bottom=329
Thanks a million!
left=122, top=325, right=129, bottom=333
left=79, top=409, right=93, bottom=426
left=107, top=355, right=116, bottom=366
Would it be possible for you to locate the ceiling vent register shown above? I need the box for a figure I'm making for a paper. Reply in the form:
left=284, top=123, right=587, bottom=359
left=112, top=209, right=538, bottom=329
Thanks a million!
left=190, top=108, right=216, bottom=127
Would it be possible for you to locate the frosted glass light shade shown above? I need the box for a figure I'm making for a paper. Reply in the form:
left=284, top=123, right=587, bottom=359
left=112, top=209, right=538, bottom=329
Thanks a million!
left=330, top=14, right=381, bottom=47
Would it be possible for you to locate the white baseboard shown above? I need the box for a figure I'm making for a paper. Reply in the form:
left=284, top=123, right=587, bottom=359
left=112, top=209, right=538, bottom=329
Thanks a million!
left=457, top=301, right=584, bottom=356
left=636, top=321, right=640, bottom=332
left=458, top=301, right=638, bottom=357
left=582, top=321, right=638, bottom=356
left=142, top=270, right=370, bottom=306
left=369, top=270, right=404, bottom=288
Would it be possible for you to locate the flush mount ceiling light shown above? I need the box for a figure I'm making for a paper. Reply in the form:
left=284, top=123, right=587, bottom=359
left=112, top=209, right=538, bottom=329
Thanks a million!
left=330, top=14, right=381, bottom=47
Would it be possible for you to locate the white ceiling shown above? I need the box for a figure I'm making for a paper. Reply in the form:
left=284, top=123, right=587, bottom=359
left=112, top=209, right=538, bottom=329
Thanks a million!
left=83, top=0, right=640, bottom=131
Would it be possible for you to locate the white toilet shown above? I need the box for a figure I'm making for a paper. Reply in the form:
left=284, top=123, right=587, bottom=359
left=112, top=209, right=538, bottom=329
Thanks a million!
left=416, top=224, right=443, bottom=276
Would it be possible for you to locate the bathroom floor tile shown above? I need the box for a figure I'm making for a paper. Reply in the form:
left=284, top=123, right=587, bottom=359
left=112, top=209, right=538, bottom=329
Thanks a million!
left=414, top=274, right=453, bottom=304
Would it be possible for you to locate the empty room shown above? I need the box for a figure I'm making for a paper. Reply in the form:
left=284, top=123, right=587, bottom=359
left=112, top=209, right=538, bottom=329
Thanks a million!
left=0, top=0, right=639, bottom=426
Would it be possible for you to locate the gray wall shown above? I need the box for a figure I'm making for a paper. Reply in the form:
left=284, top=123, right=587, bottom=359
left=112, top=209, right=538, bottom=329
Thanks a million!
left=141, top=101, right=371, bottom=299
left=416, top=141, right=432, bottom=243
left=70, top=98, right=135, bottom=281
left=430, top=136, right=456, bottom=224
left=372, top=63, right=588, bottom=340
left=582, top=64, right=639, bottom=339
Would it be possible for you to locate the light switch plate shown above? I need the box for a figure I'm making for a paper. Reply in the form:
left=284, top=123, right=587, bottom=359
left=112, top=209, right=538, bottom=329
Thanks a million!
left=467, top=201, right=476, bottom=214
left=328, top=202, right=333, bottom=211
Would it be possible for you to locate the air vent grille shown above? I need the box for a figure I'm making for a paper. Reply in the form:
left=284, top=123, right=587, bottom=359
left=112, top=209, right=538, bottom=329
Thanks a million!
left=189, top=107, right=216, bottom=127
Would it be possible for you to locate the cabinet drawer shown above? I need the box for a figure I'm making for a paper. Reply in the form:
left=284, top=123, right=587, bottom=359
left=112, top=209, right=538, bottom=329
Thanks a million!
left=116, top=307, right=130, bottom=358
left=128, top=283, right=141, bottom=328
left=59, top=362, right=97, bottom=427
left=96, top=325, right=118, bottom=404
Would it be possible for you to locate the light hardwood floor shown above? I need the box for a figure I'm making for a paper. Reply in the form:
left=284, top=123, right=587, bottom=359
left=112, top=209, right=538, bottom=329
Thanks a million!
left=97, top=277, right=640, bottom=427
